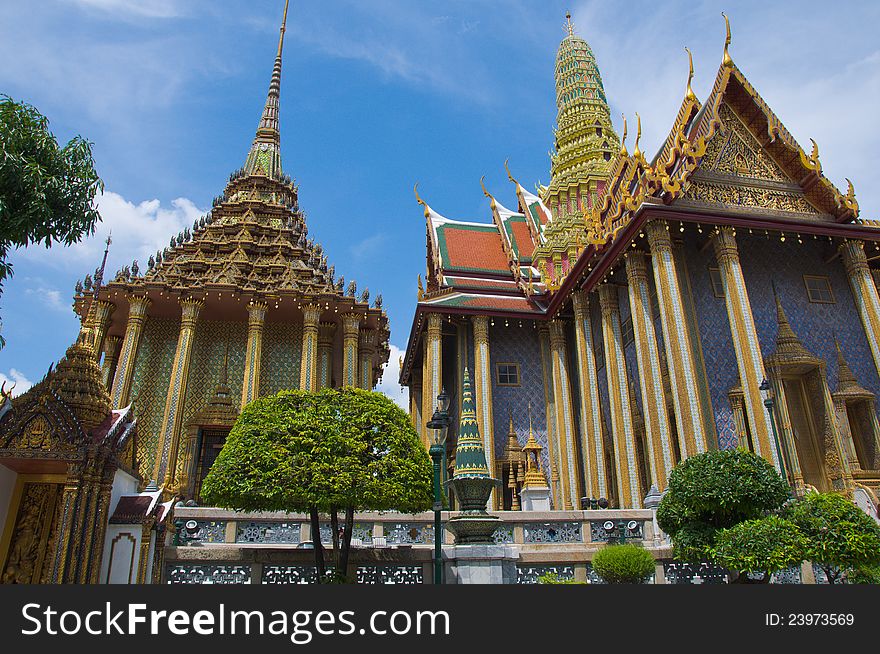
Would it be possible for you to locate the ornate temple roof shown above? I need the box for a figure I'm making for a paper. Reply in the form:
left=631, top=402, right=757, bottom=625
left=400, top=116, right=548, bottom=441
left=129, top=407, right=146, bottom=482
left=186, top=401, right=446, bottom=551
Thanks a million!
left=73, top=1, right=389, bottom=362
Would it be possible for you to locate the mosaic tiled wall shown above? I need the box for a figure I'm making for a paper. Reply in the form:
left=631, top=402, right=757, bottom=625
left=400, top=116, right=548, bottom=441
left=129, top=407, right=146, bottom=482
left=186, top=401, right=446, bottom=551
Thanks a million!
left=129, top=319, right=178, bottom=480
left=259, top=321, right=303, bottom=396
left=489, top=323, right=550, bottom=474
left=685, top=232, right=880, bottom=450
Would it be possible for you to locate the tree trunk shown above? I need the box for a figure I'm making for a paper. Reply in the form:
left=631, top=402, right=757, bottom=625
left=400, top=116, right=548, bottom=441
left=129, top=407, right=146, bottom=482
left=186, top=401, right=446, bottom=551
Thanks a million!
left=330, top=507, right=340, bottom=577
left=824, top=566, right=840, bottom=585
left=309, top=506, right=326, bottom=582
left=339, top=505, right=355, bottom=582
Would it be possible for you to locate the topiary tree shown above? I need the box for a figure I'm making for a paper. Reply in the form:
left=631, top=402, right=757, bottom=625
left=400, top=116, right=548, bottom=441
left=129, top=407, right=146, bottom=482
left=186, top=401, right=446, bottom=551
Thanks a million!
left=657, top=449, right=790, bottom=562
left=201, top=387, right=433, bottom=582
left=591, top=544, right=656, bottom=584
left=785, top=492, right=880, bottom=584
left=0, top=96, right=102, bottom=346
left=713, top=515, right=807, bottom=584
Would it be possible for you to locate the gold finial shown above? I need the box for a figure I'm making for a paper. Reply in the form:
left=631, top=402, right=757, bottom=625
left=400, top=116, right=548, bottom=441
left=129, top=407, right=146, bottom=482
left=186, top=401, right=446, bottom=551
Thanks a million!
left=417, top=274, right=424, bottom=300
left=685, top=47, right=696, bottom=101
left=620, top=114, right=628, bottom=155
left=722, top=13, right=733, bottom=67
left=277, top=0, right=290, bottom=58
left=504, top=158, right=518, bottom=185
left=565, top=11, right=574, bottom=37
left=799, top=138, right=822, bottom=172
left=480, top=175, right=496, bottom=210
left=413, top=183, right=430, bottom=219
left=634, top=113, right=642, bottom=158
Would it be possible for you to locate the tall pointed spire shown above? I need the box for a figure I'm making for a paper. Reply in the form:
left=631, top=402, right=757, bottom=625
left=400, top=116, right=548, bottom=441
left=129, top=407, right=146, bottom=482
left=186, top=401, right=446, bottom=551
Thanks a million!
left=243, top=0, right=290, bottom=178
left=452, top=368, right=491, bottom=479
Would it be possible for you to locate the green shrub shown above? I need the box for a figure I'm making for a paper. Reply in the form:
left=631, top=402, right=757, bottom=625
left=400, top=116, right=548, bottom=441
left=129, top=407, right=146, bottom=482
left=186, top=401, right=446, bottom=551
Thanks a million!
left=536, top=572, right=583, bottom=585
left=591, top=544, right=655, bottom=584
left=713, top=515, right=806, bottom=583
left=846, top=564, right=880, bottom=585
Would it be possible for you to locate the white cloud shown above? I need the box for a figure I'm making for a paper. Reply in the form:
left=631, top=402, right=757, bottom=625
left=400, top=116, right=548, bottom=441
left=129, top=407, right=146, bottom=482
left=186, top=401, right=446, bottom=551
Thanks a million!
left=375, top=343, right=408, bottom=411
left=24, top=285, right=68, bottom=313
left=0, top=369, right=33, bottom=397
left=15, top=190, right=204, bottom=281
left=65, top=0, right=185, bottom=19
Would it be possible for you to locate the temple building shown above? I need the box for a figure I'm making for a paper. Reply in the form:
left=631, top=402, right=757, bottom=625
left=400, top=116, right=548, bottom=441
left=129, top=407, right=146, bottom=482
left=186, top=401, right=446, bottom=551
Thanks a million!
left=0, top=0, right=389, bottom=583
left=400, top=15, right=880, bottom=516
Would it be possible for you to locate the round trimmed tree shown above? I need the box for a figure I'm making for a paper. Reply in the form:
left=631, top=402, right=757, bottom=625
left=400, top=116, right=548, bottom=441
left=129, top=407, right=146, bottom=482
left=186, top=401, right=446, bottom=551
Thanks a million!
left=713, top=516, right=807, bottom=584
left=201, top=388, right=433, bottom=582
left=592, top=544, right=656, bottom=584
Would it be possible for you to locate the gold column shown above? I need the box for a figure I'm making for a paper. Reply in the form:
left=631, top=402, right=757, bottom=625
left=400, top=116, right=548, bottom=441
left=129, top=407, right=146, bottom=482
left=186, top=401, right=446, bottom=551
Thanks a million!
left=48, top=462, right=83, bottom=583
left=110, top=295, right=151, bottom=408
left=358, top=328, right=377, bottom=389
left=299, top=303, right=321, bottom=391
left=598, top=284, right=641, bottom=508
left=241, top=300, right=268, bottom=408
left=341, top=313, right=361, bottom=388
left=625, top=251, right=675, bottom=489
left=154, top=297, right=204, bottom=487
left=711, top=226, right=779, bottom=469
left=410, top=373, right=423, bottom=434
left=571, top=290, right=608, bottom=498
left=101, top=334, right=122, bottom=391
left=87, top=473, right=115, bottom=584
left=91, top=299, right=115, bottom=359
left=548, top=318, right=581, bottom=510
left=421, top=313, right=443, bottom=446
left=317, top=322, right=336, bottom=388
left=472, top=316, right=497, bottom=507
left=646, top=220, right=710, bottom=457
left=841, top=240, right=880, bottom=379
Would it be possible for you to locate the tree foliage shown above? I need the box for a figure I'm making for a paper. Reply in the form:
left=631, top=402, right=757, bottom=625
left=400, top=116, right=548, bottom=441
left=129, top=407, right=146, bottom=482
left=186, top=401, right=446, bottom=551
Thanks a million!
left=785, top=492, right=880, bottom=584
left=201, top=388, right=433, bottom=581
left=0, top=96, right=103, bottom=346
left=713, top=516, right=807, bottom=583
left=591, top=544, right=656, bottom=584
left=657, top=449, right=790, bottom=560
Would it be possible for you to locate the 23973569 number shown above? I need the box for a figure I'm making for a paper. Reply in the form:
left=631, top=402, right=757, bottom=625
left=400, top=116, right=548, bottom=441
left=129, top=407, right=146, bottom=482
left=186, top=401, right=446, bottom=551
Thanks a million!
left=765, top=613, right=854, bottom=626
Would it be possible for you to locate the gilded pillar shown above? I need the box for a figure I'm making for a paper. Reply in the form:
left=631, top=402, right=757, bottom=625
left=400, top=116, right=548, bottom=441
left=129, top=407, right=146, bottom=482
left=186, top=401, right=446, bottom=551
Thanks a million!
left=625, top=251, right=674, bottom=489
left=87, top=473, right=115, bottom=584
left=598, top=284, right=641, bottom=508
left=538, top=325, right=561, bottom=503
left=472, top=316, right=496, bottom=506
left=711, top=226, right=779, bottom=469
left=341, top=313, right=361, bottom=388
left=101, top=334, right=122, bottom=391
left=154, top=297, right=203, bottom=487
left=91, top=300, right=115, bottom=359
left=421, top=313, right=443, bottom=446
left=48, top=462, right=83, bottom=583
left=242, top=301, right=268, bottom=408
left=841, top=240, right=880, bottom=379
left=111, top=294, right=151, bottom=408
left=548, top=318, right=580, bottom=510
left=136, top=520, right=155, bottom=584
left=571, top=290, right=608, bottom=498
left=646, top=220, right=710, bottom=457
left=410, top=371, right=423, bottom=434
left=299, top=303, right=321, bottom=392
left=317, top=322, right=336, bottom=389
left=358, top=328, right=377, bottom=389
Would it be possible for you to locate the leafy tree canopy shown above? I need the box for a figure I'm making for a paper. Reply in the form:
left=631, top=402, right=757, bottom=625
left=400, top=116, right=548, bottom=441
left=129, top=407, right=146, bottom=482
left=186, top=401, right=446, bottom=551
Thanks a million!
left=785, top=492, right=880, bottom=584
left=713, top=516, right=807, bottom=582
left=657, top=449, right=790, bottom=560
left=202, top=387, right=433, bottom=514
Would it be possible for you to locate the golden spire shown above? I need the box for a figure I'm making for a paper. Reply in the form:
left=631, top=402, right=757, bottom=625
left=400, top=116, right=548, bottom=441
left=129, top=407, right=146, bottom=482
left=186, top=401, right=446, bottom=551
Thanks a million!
left=722, top=13, right=733, bottom=67
left=620, top=114, right=628, bottom=155
left=565, top=11, right=574, bottom=37
left=504, top=158, right=519, bottom=186
left=480, top=175, right=497, bottom=210
left=685, top=47, right=696, bottom=101
left=413, top=183, right=430, bottom=219
left=633, top=113, right=642, bottom=159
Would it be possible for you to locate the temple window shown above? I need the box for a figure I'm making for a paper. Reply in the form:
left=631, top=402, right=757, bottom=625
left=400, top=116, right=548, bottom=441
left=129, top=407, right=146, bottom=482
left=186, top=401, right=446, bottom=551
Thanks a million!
left=803, top=275, right=834, bottom=303
left=708, top=267, right=725, bottom=298
left=194, top=428, right=230, bottom=502
left=496, top=363, right=520, bottom=387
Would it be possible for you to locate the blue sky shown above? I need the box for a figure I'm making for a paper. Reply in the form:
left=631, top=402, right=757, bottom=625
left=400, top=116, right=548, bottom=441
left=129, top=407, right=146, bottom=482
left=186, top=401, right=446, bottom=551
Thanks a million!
left=1, top=0, right=878, bottom=408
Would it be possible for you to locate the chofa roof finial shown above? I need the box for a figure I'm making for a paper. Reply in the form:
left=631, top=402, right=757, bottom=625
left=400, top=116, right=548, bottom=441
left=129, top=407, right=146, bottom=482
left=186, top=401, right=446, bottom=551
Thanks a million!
left=722, top=13, right=733, bottom=67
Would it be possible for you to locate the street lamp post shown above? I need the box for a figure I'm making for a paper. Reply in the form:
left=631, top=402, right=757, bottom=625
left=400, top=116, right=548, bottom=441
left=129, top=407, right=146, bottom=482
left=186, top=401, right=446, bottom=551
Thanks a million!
left=426, top=389, right=450, bottom=586
left=759, top=378, right=789, bottom=485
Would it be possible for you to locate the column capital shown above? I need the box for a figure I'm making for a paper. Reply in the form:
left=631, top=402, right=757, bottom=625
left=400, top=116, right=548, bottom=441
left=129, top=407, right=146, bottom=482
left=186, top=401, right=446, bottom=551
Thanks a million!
left=645, top=219, right=673, bottom=253
left=426, top=312, right=443, bottom=336
left=179, top=297, right=204, bottom=328
left=359, top=327, right=377, bottom=352
left=597, top=283, right=619, bottom=316
left=571, top=289, right=590, bottom=318
left=246, top=300, right=268, bottom=326
left=127, top=294, right=152, bottom=320
left=318, top=321, right=337, bottom=345
left=840, top=240, right=870, bottom=277
left=710, top=225, right=740, bottom=266
left=94, top=299, right=115, bottom=321
left=472, top=315, right=490, bottom=343
left=624, top=250, right=650, bottom=283
left=302, top=302, right=322, bottom=326
left=341, top=312, right=361, bottom=336
left=548, top=318, right=568, bottom=346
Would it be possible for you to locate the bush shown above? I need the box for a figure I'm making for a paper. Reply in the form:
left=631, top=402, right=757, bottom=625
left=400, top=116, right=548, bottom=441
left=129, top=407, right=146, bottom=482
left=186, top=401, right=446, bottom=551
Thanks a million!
left=846, top=564, right=880, bottom=585
left=713, top=515, right=806, bottom=583
left=591, top=544, right=655, bottom=584
left=536, top=572, right=584, bottom=585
